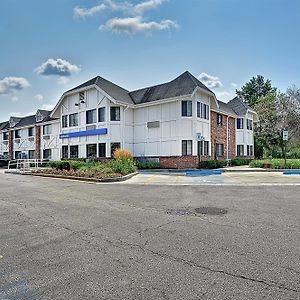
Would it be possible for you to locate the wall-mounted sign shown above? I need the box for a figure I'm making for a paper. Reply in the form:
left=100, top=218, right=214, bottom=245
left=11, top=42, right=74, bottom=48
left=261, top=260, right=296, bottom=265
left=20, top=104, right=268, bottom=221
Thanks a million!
left=196, top=133, right=205, bottom=141
left=282, top=130, right=289, bottom=141
left=59, top=128, right=108, bottom=139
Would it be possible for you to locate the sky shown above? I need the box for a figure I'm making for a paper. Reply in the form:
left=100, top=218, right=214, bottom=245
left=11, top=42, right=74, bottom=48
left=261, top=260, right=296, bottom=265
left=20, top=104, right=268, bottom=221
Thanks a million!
left=0, top=0, right=300, bottom=122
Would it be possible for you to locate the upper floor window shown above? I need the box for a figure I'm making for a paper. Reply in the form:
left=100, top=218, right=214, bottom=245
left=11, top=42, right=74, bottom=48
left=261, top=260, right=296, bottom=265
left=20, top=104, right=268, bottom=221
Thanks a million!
left=43, top=124, right=52, bottom=135
left=110, top=107, right=120, bottom=121
left=86, top=109, right=97, bottom=124
left=182, top=101, right=193, bottom=117
left=217, top=113, right=223, bottom=127
left=79, top=91, right=85, bottom=102
left=98, top=107, right=106, bottom=122
left=237, top=118, right=244, bottom=129
left=69, top=113, right=79, bottom=127
left=28, top=127, right=34, bottom=137
left=15, top=130, right=21, bottom=139
left=247, top=119, right=253, bottom=130
left=62, top=115, right=68, bottom=128
left=197, top=102, right=209, bottom=120
left=3, top=132, right=8, bottom=141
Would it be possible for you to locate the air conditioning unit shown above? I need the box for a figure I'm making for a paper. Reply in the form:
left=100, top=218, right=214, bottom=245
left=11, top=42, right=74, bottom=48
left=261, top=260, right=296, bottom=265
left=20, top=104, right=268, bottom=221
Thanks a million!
left=28, top=137, right=35, bottom=142
left=2, top=141, right=8, bottom=145
left=147, top=121, right=160, bottom=128
left=15, top=139, right=21, bottom=143
left=86, top=125, right=96, bottom=131
left=43, top=135, right=50, bottom=140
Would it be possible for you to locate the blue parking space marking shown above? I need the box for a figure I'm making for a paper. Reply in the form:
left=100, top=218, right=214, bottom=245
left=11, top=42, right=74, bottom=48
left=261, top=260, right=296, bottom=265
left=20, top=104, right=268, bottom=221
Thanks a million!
left=283, top=170, right=300, bottom=175
left=186, top=170, right=223, bottom=177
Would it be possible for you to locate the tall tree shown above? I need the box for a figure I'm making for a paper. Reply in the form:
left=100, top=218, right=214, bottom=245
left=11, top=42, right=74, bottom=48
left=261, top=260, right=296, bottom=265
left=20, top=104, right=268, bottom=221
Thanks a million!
left=236, top=75, right=277, bottom=107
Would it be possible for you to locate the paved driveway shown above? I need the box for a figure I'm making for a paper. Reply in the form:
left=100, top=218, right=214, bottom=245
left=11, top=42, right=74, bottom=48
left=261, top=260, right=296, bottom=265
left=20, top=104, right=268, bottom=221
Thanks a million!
left=0, top=172, right=300, bottom=299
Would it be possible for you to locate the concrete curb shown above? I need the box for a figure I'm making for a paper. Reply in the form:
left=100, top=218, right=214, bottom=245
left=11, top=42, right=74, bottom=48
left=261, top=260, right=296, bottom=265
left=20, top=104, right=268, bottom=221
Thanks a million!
left=22, top=171, right=138, bottom=183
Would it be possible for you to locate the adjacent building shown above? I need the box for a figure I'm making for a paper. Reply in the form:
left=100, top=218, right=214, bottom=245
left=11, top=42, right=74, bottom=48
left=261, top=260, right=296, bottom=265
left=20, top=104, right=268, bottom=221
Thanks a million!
left=0, top=71, right=258, bottom=168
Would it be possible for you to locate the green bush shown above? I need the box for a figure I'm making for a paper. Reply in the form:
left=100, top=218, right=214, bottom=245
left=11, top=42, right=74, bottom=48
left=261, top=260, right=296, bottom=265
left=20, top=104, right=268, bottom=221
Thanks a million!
left=136, top=161, right=160, bottom=169
left=249, top=159, right=300, bottom=169
left=109, top=158, right=137, bottom=175
left=47, top=160, right=70, bottom=170
left=231, top=158, right=253, bottom=166
left=200, top=160, right=227, bottom=169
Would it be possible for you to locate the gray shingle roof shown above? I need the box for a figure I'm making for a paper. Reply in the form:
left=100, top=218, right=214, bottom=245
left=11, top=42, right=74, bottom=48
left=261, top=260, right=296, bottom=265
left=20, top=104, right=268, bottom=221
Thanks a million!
left=227, top=97, right=253, bottom=116
left=0, top=121, right=9, bottom=130
left=66, top=71, right=215, bottom=106
left=216, top=100, right=237, bottom=116
left=66, top=76, right=134, bottom=105
left=129, top=71, right=214, bottom=104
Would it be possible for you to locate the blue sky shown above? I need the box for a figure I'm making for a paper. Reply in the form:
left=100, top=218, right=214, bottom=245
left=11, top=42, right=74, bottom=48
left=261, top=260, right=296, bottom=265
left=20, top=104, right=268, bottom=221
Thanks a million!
left=0, top=0, right=299, bottom=122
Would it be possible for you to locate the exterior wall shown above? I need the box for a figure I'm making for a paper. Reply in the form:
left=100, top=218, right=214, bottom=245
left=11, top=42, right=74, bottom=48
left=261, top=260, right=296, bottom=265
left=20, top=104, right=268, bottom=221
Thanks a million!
left=0, top=131, right=9, bottom=157
left=133, top=90, right=212, bottom=158
left=211, top=111, right=236, bottom=160
left=8, top=131, right=13, bottom=160
left=35, top=125, right=41, bottom=159
left=236, top=112, right=255, bottom=157
left=12, top=126, right=36, bottom=159
left=40, top=121, right=60, bottom=160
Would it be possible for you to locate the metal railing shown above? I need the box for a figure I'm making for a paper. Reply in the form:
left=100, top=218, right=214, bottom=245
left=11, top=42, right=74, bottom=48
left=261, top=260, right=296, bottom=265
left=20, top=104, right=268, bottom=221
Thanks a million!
left=7, top=159, right=46, bottom=172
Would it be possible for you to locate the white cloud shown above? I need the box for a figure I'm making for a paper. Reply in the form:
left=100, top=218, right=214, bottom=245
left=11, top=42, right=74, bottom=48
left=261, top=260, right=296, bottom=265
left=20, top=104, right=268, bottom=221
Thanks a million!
left=134, top=0, right=166, bottom=14
left=11, top=96, right=19, bottom=102
left=0, top=77, right=30, bottom=95
left=74, top=0, right=177, bottom=35
left=198, top=72, right=223, bottom=89
left=74, top=3, right=107, bottom=18
left=34, top=94, right=43, bottom=102
left=40, top=104, right=55, bottom=111
left=35, top=58, right=80, bottom=77
left=231, top=82, right=238, bottom=88
left=99, top=16, right=178, bottom=34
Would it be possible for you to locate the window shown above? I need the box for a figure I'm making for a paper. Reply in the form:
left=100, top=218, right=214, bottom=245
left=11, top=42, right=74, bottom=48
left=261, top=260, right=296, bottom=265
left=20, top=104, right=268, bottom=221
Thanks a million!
left=198, top=141, right=209, bottom=156
left=216, top=143, right=224, bottom=157
left=86, top=109, right=97, bottom=124
left=98, top=143, right=106, bottom=158
left=237, top=145, right=244, bottom=156
left=70, top=145, right=79, bottom=158
left=43, top=124, right=52, bottom=135
left=98, top=107, right=106, bottom=122
left=247, top=145, right=254, bottom=156
left=3, top=132, right=8, bottom=141
left=182, top=140, right=193, bottom=156
left=62, top=115, right=68, bottom=128
left=197, top=103, right=209, bottom=120
left=43, top=149, right=52, bottom=160
left=86, top=144, right=97, bottom=158
left=62, top=146, right=69, bottom=159
left=15, top=151, right=22, bottom=159
left=28, top=150, right=35, bottom=159
left=111, top=142, right=121, bottom=157
left=217, top=114, right=223, bottom=127
left=110, top=107, right=120, bottom=121
left=182, top=101, right=193, bottom=117
left=28, top=127, right=34, bottom=137
left=79, top=91, right=85, bottom=101
left=247, top=119, right=253, bottom=130
left=15, top=130, right=21, bottom=139
left=237, top=118, right=244, bottom=129
left=69, top=113, right=79, bottom=127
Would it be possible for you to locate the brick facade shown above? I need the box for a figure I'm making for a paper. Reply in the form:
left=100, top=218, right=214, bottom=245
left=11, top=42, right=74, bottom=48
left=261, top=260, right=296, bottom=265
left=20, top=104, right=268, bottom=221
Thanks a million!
left=210, top=111, right=236, bottom=160
left=160, top=155, right=211, bottom=169
left=35, top=125, right=41, bottom=159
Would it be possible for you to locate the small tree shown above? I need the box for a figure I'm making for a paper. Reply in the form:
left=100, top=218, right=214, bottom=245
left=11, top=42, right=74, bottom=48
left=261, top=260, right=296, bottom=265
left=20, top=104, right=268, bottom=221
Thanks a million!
left=237, top=75, right=277, bottom=107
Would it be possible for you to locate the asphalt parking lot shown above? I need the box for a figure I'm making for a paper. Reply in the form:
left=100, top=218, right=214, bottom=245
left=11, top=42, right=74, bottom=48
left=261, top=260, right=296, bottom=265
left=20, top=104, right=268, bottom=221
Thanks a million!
left=0, top=171, right=300, bottom=299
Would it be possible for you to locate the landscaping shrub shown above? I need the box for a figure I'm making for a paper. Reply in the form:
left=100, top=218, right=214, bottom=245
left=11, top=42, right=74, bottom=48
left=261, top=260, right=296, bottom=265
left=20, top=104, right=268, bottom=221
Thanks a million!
left=113, top=149, right=133, bottom=160
left=109, top=158, right=137, bottom=175
left=136, top=161, right=160, bottom=169
left=47, top=160, right=70, bottom=170
left=231, top=158, right=253, bottom=166
left=249, top=159, right=300, bottom=169
left=199, top=160, right=227, bottom=169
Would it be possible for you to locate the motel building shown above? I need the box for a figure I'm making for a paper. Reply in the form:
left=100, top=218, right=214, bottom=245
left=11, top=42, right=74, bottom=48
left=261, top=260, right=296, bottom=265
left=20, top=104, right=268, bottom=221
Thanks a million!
left=0, top=71, right=258, bottom=169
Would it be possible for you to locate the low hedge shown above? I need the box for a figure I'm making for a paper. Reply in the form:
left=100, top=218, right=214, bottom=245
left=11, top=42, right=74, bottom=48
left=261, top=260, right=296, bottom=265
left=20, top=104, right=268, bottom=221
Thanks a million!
left=231, top=158, right=253, bottom=166
left=249, top=159, right=300, bottom=169
left=136, top=161, right=160, bottom=169
left=200, top=160, right=227, bottom=169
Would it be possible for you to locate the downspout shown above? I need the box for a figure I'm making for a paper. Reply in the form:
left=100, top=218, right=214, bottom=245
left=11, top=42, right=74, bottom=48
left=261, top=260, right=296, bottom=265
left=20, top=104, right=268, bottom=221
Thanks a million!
left=226, top=116, right=229, bottom=162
